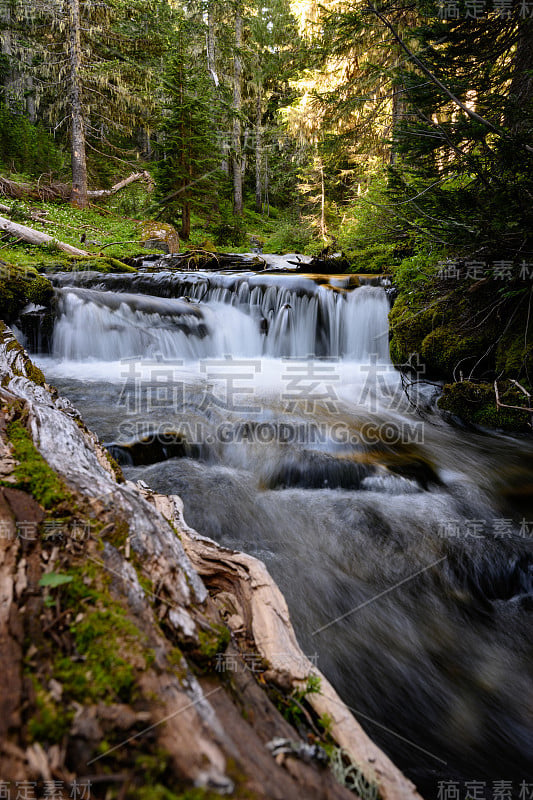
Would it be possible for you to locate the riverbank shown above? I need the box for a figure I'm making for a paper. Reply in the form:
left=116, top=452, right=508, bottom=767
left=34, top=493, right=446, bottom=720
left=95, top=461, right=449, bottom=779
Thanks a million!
left=389, top=261, right=533, bottom=433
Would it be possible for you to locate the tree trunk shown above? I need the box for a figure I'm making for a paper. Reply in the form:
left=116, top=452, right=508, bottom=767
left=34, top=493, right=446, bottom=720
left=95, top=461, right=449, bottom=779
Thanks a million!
left=69, top=0, right=88, bottom=209
left=232, top=11, right=243, bottom=216
left=320, top=158, right=327, bottom=241
left=508, top=20, right=533, bottom=134
left=88, top=171, right=153, bottom=198
left=181, top=201, right=191, bottom=240
left=255, top=86, right=263, bottom=213
left=207, top=1, right=218, bottom=86
left=390, top=80, right=406, bottom=165
left=0, top=215, right=89, bottom=256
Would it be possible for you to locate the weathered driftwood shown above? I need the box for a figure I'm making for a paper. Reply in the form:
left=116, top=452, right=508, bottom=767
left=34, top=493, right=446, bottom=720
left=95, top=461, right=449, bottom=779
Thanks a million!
left=0, top=215, right=89, bottom=256
left=146, top=491, right=423, bottom=800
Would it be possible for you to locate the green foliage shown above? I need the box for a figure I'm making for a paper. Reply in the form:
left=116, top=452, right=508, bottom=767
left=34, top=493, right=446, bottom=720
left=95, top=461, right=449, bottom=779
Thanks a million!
left=0, top=104, right=65, bottom=176
left=263, top=219, right=314, bottom=254
left=7, top=420, right=72, bottom=508
left=389, top=250, right=444, bottom=294
left=38, top=572, right=73, bottom=588
left=278, top=674, right=322, bottom=728
left=212, top=216, right=248, bottom=247
left=154, top=15, right=222, bottom=238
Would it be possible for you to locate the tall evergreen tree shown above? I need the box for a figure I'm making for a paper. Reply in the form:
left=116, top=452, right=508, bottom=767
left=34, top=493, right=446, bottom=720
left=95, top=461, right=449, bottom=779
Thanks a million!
left=0, top=0, right=172, bottom=204
left=155, top=16, right=221, bottom=239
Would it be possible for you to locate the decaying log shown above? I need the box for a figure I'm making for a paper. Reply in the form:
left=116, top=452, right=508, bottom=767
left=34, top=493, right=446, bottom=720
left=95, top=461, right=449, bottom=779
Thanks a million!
left=0, top=171, right=152, bottom=204
left=87, top=171, right=153, bottom=199
left=146, top=492, right=423, bottom=800
left=0, top=215, right=89, bottom=256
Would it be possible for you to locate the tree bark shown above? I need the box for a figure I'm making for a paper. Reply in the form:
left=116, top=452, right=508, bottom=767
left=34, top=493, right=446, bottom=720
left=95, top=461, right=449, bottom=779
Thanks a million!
left=508, top=19, right=533, bottom=135
left=255, top=86, right=263, bottom=213
left=69, top=0, right=88, bottom=209
left=320, top=158, right=327, bottom=241
left=181, top=201, right=191, bottom=240
left=0, top=215, right=89, bottom=256
left=207, top=1, right=218, bottom=86
left=390, top=80, right=406, bottom=166
left=232, top=10, right=243, bottom=216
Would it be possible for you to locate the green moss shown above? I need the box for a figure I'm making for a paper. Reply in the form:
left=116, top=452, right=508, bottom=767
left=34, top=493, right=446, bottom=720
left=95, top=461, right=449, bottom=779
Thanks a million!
left=134, top=787, right=219, bottom=800
left=28, top=681, right=74, bottom=744
left=496, top=330, right=533, bottom=376
left=389, top=295, right=434, bottom=365
left=6, top=419, right=72, bottom=508
left=104, top=448, right=125, bottom=482
left=420, top=327, right=483, bottom=376
left=0, top=262, right=54, bottom=322
left=197, top=624, right=231, bottom=662
left=49, top=564, right=149, bottom=704
left=104, top=518, right=130, bottom=550
left=26, top=273, right=55, bottom=305
left=438, top=381, right=531, bottom=431
left=62, top=256, right=137, bottom=274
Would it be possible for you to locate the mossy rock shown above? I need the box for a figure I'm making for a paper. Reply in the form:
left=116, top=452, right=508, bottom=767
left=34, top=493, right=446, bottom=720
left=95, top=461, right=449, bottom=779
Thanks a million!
left=438, top=380, right=531, bottom=432
left=496, top=329, right=533, bottom=377
left=420, top=327, right=488, bottom=377
left=388, top=294, right=434, bottom=364
left=0, top=261, right=54, bottom=322
left=0, top=321, right=46, bottom=386
left=141, top=221, right=180, bottom=254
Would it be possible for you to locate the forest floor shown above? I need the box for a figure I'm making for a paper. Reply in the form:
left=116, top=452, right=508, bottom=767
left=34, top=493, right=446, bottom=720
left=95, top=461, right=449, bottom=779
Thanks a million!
left=0, top=177, right=320, bottom=272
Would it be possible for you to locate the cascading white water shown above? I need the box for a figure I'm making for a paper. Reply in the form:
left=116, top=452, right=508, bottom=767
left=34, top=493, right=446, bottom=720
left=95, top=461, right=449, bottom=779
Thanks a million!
left=51, top=274, right=391, bottom=361
left=34, top=266, right=533, bottom=794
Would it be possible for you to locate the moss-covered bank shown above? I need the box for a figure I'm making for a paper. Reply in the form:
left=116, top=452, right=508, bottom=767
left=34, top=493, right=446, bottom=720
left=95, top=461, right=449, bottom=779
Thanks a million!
left=389, top=267, right=532, bottom=432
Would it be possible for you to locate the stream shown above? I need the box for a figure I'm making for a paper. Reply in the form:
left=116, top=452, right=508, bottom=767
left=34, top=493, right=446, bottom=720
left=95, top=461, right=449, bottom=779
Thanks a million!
left=22, top=264, right=533, bottom=797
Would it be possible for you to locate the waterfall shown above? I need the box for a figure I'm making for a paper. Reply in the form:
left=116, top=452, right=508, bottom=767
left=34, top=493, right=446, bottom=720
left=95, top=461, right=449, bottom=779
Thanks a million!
left=32, top=266, right=533, bottom=793
left=50, top=273, right=391, bottom=361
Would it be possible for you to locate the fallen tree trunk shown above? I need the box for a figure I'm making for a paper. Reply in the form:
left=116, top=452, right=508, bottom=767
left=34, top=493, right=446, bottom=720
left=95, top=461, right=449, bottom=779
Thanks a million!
left=147, top=491, right=423, bottom=800
left=0, top=323, right=424, bottom=800
left=0, top=171, right=152, bottom=204
left=0, top=215, right=89, bottom=256
left=87, top=170, right=153, bottom=198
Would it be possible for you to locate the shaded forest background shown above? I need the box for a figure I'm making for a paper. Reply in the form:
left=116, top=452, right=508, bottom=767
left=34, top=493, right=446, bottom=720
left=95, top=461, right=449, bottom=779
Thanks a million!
left=0, top=0, right=532, bottom=409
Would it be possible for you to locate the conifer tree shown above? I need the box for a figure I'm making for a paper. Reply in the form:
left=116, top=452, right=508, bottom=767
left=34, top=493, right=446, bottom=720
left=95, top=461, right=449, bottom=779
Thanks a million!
left=154, top=15, right=221, bottom=239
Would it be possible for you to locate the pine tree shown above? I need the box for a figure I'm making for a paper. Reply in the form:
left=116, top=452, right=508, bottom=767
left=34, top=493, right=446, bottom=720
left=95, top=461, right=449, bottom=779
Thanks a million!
left=0, top=0, right=172, bottom=205
left=154, top=16, right=221, bottom=239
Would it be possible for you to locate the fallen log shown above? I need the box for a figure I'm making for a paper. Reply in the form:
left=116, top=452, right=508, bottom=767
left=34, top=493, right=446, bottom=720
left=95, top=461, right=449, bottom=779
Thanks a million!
left=146, top=490, right=423, bottom=800
left=0, top=215, right=89, bottom=256
left=87, top=171, right=153, bottom=199
left=0, top=171, right=152, bottom=204
left=0, top=326, right=371, bottom=799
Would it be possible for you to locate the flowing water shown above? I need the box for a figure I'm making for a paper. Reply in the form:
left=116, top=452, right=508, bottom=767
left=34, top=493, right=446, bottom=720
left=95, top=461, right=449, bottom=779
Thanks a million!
left=27, top=266, right=533, bottom=797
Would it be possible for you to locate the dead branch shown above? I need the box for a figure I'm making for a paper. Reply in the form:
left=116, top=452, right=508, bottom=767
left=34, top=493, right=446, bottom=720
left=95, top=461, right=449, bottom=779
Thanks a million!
left=494, top=381, right=533, bottom=420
